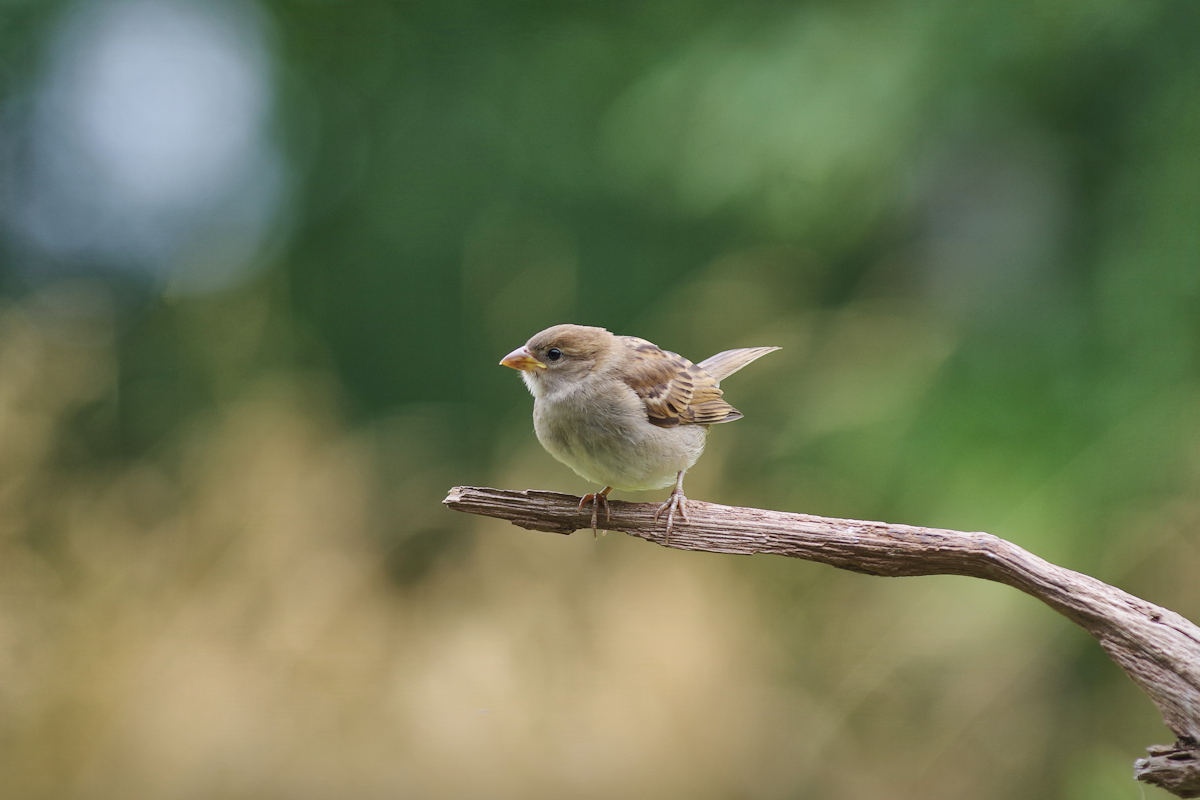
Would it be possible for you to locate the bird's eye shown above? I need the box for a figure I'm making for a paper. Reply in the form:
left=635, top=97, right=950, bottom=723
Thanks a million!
left=546, top=348, right=562, bottom=362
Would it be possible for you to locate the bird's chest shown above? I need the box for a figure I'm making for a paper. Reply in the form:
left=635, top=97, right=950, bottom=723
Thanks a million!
left=528, top=380, right=705, bottom=491
left=532, top=387, right=640, bottom=464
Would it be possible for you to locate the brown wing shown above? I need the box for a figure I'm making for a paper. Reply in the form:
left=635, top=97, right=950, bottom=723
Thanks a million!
left=618, top=337, right=742, bottom=427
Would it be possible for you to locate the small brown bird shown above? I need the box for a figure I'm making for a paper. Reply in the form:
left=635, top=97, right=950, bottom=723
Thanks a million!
left=500, top=324, right=779, bottom=540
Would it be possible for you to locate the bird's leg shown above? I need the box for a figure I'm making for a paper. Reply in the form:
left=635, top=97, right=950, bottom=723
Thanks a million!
left=653, top=471, right=690, bottom=545
left=578, top=487, right=612, bottom=537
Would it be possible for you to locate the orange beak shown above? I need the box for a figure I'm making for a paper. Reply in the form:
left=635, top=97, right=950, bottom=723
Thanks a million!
left=500, top=345, right=547, bottom=371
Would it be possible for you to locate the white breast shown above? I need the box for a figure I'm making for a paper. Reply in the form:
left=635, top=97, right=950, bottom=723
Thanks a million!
left=532, top=380, right=706, bottom=491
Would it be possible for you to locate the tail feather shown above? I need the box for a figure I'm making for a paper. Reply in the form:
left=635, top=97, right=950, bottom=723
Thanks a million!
left=697, top=346, right=781, bottom=383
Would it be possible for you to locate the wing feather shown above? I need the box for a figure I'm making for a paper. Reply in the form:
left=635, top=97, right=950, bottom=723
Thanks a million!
left=617, top=337, right=695, bottom=426
left=618, top=337, right=745, bottom=427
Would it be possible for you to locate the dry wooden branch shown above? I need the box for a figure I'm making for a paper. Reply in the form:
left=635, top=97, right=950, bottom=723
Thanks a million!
left=443, top=485, right=1200, bottom=797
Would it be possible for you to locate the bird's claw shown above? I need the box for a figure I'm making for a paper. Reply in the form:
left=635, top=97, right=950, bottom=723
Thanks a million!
left=653, top=488, right=689, bottom=545
left=578, top=491, right=611, bottom=537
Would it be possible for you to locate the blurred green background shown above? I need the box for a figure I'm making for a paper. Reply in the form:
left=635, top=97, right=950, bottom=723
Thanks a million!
left=0, top=0, right=1198, bottom=797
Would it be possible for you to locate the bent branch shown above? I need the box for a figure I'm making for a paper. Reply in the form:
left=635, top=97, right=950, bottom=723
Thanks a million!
left=443, top=485, right=1200, bottom=797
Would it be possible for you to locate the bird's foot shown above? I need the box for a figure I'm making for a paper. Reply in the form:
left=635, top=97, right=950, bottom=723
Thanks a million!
left=653, top=486, right=689, bottom=545
left=578, top=488, right=612, bottom=537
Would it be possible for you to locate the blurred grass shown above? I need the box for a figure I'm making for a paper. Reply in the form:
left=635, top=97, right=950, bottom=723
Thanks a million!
left=0, top=0, right=1199, bottom=797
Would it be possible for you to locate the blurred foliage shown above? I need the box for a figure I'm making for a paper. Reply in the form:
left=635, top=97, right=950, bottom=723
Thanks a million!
left=0, top=0, right=1199, bottom=797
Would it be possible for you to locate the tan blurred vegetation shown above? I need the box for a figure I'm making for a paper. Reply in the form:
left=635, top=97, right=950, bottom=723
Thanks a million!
left=0, top=289, right=1194, bottom=799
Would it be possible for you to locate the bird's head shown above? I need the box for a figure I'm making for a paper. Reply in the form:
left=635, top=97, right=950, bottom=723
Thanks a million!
left=500, top=324, right=615, bottom=397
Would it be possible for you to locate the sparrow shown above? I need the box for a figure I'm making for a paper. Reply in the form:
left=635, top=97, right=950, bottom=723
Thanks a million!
left=500, top=324, right=779, bottom=541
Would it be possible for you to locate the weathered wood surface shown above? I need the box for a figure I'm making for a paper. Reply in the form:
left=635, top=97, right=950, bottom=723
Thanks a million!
left=444, top=485, right=1200, bottom=797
